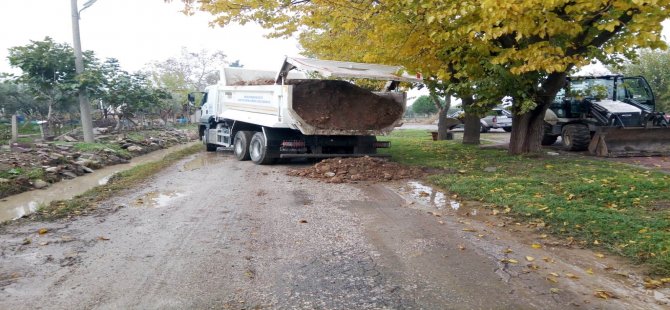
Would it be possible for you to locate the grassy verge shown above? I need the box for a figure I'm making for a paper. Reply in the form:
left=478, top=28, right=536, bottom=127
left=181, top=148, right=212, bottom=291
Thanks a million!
left=380, top=129, right=670, bottom=275
left=32, top=143, right=202, bottom=221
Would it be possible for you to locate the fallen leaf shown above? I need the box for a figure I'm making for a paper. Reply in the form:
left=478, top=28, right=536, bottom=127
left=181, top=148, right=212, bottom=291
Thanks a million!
left=501, top=258, right=519, bottom=264
left=594, top=253, right=605, bottom=258
left=644, top=279, right=663, bottom=289
left=438, top=220, right=445, bottom=225
left=550, top=288, right=561, bottom=294
left=38, top=228, right=48, bottom=235
left=546, top=277, right=559, bottom=283
left=462, top=228, right=477, bottom=232
left=492, top=210, right=500, bottom=215
left=594, top=290, right=618, bottom=299
left=528, top=264, right=540, bottom=270
left=525, top=256, right=535, bottom=262
left=586, top=268, right=594, bottom=275
left=299, top=220, right=308, bottom=223
left=98, top=236, right=110, bottom=241
left=540, top=234, right=548, bottom=239
left=565, top=273, right=579, bottom=279
left=504, top=248, right=514, bottom=254
left=593, top=240, right=600, bottom=245
left=660, top=278, right=670, bottom=283
left=458, top=244, right=466, bottom=251
left=549, top=272, right=560, bottom=277
left=531, top=243, right=542, bottom=249
left=22, top=238, right=31, bottom=245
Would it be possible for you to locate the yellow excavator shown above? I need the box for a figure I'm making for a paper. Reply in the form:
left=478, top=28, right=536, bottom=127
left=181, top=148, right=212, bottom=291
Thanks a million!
left=542, top=75, right=670, bottom=157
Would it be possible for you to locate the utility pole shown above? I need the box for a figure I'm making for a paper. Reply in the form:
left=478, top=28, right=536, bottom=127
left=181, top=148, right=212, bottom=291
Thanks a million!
left=70, top=0, right=96, bottom=143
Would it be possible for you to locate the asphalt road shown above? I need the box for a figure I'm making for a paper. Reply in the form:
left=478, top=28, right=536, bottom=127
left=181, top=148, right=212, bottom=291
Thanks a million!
left=0, top=151, right=665, bottom=309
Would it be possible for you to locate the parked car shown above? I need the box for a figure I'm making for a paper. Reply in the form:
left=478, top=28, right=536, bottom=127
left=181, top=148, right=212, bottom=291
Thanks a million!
left=481, top=108, right=513, bottom=132
left=447, top=108, right=513, bottom=133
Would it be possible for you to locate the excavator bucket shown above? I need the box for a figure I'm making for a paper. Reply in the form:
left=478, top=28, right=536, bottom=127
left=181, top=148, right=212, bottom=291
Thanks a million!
left=588, top=127, right=670, bottom=157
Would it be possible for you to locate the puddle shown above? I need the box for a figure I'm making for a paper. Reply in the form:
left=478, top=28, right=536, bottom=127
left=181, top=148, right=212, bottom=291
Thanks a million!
left=182, top=152, right=225, bottom=171
left=0, top=142, right=197, bottom=222
left=400, top=181, right=481, bottom=218
left=133, top=191, right=185, bottom=208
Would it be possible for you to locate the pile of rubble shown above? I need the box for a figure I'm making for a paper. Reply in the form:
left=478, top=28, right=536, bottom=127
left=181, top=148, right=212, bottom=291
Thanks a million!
left=0, top=129, right=195, bottom=198
left=287, top=157, right=424, bottom=183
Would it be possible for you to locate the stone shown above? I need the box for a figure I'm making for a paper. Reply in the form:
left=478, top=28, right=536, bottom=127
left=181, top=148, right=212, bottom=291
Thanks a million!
left=127, top=145, right=143, bottom=152
left=484, top=167, right=497, bottom=172
left=33, top=179, right=48, bottom=189
left=324, top=172, right=336, bottom=177
left=75, top=159, right=93, bottom=167
left=80, top=166, right=94, bottom=173
left=61, top=135, right=77, bottom=142
left=45, top=167, right=60, bottom=173
left=61, top=171, right=78, bottom=179
left=0, top=178, right=9, bottom=183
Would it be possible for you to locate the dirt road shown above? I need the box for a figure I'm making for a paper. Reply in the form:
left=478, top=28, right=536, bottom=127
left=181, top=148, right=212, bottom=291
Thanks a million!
left=0, top=152, right=666, bottom=309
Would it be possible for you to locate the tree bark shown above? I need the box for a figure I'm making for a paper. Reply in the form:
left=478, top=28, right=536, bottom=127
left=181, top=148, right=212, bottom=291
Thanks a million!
left=508, top=72, right=568, bottom=154
left=461, top=96, right=480, bottom=145
left=434, top=95, right=451, bottom=140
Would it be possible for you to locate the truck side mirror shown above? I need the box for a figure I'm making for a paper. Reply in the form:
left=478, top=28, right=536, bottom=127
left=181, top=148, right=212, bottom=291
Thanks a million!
left=187, top=93, right=195, bottom=104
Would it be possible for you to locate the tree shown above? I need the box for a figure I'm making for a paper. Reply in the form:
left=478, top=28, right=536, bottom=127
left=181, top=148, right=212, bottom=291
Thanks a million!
left=412, top=95, right=439, bottom=115
left=8, top=37, right=78, bottom=137
left=148, top=47, right=227, bottom=92
left=170, top=0, right=670, bottom=154
left=613, top=49, right=670, bottom=112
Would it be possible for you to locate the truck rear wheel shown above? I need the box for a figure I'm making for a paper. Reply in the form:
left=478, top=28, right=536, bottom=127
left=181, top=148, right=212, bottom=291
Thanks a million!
left=249, top=132, right=275, bottom=165
left=233, top=131, right=253, bottom=161
left=561, top=124, right=591, bottom=151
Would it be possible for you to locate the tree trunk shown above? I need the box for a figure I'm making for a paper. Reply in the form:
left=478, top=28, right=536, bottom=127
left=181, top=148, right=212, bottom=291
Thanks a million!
left=435, top=96, right=451, bottom=140
left=508, top=72, right=568, bottom=154
left=508, top=104, right=548, bottom=154
left=461, top=96, right=480, bottom=145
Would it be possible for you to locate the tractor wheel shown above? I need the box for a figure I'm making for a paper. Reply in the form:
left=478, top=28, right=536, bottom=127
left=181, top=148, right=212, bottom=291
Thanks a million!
left=561, top=124, right=591, bottom=151
left=233, top=131, right=253, bottom=161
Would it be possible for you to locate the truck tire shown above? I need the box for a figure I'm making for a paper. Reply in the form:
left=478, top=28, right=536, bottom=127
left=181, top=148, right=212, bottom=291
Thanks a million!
left=233, top=131, right=253, bottom=161
left=480, top=125, right=489, bottom=133
left=206, top=143, right=218, bottom=152
left=503, top=127, right=512, bottom=133
left=249, top=132, right=275, bottom=165
left=561, top=124, right=591, bottom=151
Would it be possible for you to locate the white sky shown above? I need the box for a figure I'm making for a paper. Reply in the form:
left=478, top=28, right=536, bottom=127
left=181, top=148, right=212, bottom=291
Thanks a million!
left=0, top=0, right=302, bottom=73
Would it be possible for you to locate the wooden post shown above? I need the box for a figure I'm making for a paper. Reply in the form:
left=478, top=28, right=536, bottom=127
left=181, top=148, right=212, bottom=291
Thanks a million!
left=10, top=114, right=18, bottom=143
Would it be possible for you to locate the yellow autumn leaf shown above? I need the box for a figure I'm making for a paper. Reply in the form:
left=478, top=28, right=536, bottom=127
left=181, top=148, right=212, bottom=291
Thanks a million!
left=549, top=272, right=560, bottom=277
left=550, top=288, right=561, bottom=294
left=546, top=277, right=559, bottom=283
left=38, top=228, right=48, bottom=235
left=594, top=253, right=605, bottom=258
left=586, top=268, right=594, bottom=275
left=594, top=290, right=617, bottom=299
left=525, top=256, right=535, bottom=262
left=462, top=228, right=477, bottom=232
left=565, top=273, right=579, bottom=279
left=504, top=248, right=514, bottom=254
left=501, top=258, right=519, bottom=264
left=531, top=243, right=542, bottom=249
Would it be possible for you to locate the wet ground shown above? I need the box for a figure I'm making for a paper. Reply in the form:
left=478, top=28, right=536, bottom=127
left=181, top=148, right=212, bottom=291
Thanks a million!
left=0, top=142, right=198, bottom=222
left=0, top=151, right=667, bottom=309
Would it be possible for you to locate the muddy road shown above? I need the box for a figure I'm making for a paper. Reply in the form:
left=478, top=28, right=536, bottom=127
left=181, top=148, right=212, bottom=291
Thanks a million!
left=0, top=152, right=666, bottom=309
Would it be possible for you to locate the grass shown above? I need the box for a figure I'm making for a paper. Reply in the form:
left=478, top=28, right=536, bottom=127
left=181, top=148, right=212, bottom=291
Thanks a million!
left=72, top=142, right=131, bottom=158
left=32, top=143, right=201, bottom=221
left=380, top=129, right=670, bottom=275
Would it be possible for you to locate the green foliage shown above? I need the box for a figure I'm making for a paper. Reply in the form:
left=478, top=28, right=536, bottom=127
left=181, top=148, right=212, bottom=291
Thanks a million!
left=380, top=130, right=670, bottom=275
left=73, top=142, right=131, bottom=158
left=614, top=49, right=670, bottom=112
left=412, top=95, right=439, bottom=115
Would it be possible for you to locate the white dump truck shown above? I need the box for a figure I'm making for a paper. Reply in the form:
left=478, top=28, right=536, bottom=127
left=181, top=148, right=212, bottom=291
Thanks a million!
left=193, top=57, right=421, bottom=164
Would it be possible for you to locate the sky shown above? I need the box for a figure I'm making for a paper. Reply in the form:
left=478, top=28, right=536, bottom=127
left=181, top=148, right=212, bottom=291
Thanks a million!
left=0, top=0, right=302, bottom=73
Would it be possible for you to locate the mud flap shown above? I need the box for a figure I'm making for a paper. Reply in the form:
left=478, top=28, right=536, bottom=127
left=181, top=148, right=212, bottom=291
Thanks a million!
left=588, top=127, right=670, bottom=157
